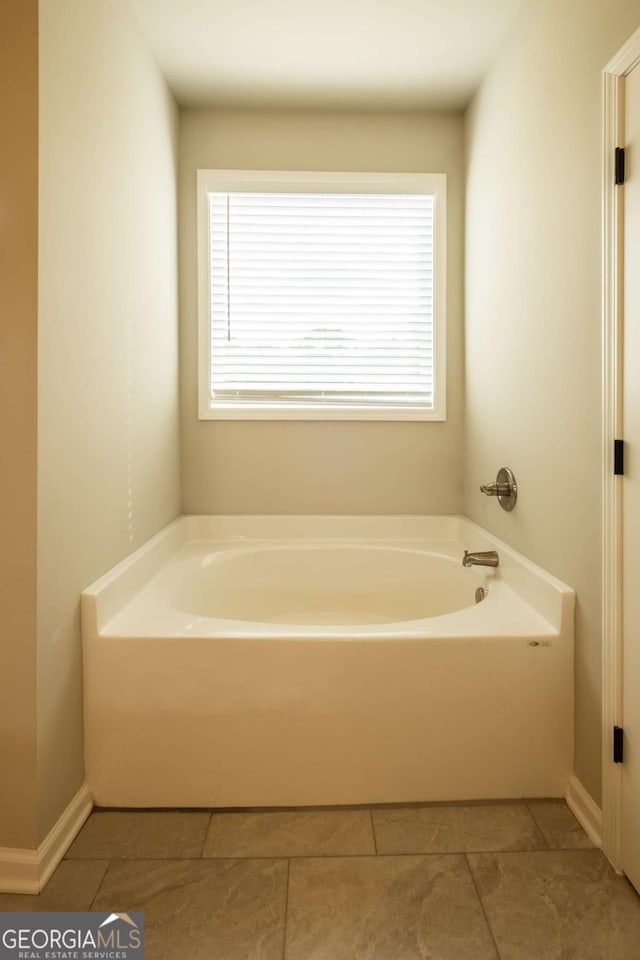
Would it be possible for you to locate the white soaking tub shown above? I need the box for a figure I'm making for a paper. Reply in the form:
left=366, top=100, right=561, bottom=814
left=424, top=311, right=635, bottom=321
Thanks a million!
left=81, top=516, right=575, bottom=807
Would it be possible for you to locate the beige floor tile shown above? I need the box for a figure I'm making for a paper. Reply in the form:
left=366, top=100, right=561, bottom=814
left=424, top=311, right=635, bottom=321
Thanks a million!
left=203, top=808, right=375, bottom=858
left=0, top=861, right=109, bottom=911
left=527, top=799, right=594, bottom=849
left=468, top=849, right=640, bottom=960
left=65, top=811, right=211, bottom=859
left=372, top=803, right=547, bottom=854
left=286, top=854, right=499, bottom=960
left=93, top=858, right=287, bottom=960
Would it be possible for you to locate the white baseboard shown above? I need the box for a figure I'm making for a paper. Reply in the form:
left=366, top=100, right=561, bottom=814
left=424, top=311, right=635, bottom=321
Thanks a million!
left=566, top=774, right=603, bottom=848
left=0, top=783, right=93, bottom=895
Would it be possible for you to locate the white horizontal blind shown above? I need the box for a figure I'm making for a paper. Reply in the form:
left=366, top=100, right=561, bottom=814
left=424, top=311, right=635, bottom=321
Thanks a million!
left=208, top=191, right=435, bottom=409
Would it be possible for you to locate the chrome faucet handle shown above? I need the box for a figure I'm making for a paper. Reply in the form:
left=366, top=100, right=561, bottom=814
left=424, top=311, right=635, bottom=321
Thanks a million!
left=481, top=481, right=511, bottom=496
left=480, top=482, right=500, bottom=496
left=479, top=468, right=517, bottom=512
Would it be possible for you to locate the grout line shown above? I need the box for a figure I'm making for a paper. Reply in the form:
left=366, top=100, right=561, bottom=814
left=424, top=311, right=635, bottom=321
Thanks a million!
left=91, top=799, right=545, bottom=814
left=64, top=846, right=602, bottom=863
left=282, top=859, right=291, bottom=960
left=523, top=802, right=551, bottom=850
left=198, top=812, right=214, bottom=858
left=464, top=853, right=503, bottom=960
left=92, top=807, right=221, bottom=813
left=88, top=861, right=112, bottom=911
left=370, top=809, right=378, bottom=855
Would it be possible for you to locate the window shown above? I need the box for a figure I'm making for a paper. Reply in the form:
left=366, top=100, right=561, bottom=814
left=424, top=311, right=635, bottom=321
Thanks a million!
left=197, top=170, right=446, bottom=420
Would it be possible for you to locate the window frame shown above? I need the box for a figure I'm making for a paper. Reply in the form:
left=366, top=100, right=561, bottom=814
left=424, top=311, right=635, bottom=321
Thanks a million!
left=196, top=169, right=447, bottom=421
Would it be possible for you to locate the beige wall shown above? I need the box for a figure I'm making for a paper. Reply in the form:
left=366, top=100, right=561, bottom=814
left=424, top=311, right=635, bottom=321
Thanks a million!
left=37, top=0, right=180, bottom=840
left=464, top=0, right=640, bottom=804
left=179, top=109, right=465, bottom=514
left=0, top=0, right=39, bottom=850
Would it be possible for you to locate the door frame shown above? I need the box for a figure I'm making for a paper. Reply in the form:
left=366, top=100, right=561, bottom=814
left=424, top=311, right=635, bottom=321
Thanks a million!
left=602, top=25, right=640, bottom=873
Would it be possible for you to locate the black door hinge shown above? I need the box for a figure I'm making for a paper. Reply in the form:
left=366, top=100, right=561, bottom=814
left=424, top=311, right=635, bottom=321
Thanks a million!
left=615, top=147, right=626, bottom=186
left=614, top=726, right=624, bottom=763
left=614, top=439, right=624, bottom=475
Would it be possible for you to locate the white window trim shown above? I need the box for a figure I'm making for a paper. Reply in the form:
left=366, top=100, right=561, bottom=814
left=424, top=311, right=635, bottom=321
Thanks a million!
left=196, top=169, right=447, bottom=421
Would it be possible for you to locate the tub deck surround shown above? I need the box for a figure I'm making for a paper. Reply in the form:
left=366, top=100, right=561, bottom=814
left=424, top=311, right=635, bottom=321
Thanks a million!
left=81, top=516, right=575, bottom=808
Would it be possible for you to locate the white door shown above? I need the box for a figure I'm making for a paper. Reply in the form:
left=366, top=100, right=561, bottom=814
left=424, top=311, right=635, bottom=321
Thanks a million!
left=622, top=57, right=640, bottom=895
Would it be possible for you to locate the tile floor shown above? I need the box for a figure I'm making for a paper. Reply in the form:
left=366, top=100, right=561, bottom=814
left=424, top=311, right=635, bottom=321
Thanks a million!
left=1, top=800, right=640, bottom=959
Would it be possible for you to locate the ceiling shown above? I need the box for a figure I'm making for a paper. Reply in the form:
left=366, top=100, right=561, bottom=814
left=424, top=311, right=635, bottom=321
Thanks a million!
left=130, top=0, right=523, bottom=111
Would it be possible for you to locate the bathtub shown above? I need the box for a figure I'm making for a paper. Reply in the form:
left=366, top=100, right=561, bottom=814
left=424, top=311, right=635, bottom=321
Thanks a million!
left=81, top=515, right=575, bottom=807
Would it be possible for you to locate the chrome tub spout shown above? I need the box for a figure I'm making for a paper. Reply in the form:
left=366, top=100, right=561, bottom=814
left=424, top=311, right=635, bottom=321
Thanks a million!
left=463, top=550, right=500, bottom=568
